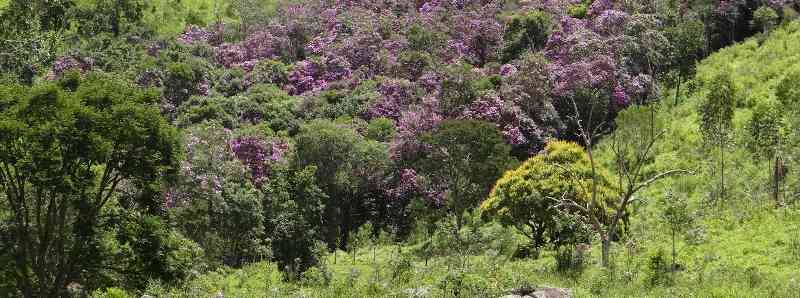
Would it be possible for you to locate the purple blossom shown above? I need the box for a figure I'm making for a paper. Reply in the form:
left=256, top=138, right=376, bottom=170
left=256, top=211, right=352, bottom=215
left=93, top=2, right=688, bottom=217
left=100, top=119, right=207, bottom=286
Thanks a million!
left=48, top=55, right=93, bottom=79
left=593, top=9, right=629, bottom=35
left=390, top=101, right=443, bottom=160
left=766, top=0, right=789, bottom=9
left=287, top=56, right=352, bottom=95
left=588, top=0, right=614, bottom=17
left=178, top=25, right=214, bottom=44
left=147, top=43, right=162, bottom=56
left=136, top=69, right=163, bottom=87
left=229, top=137, right=288, bottom=186
left=367, top=79, right=416, bottom=120
left=502, top=126, right=527, bottom=146
left=386, top=168, right=420, bottom=200
left=197, top=79, right=210, bottom=96
left=500, top=64, right=518, bottom=77
left=613, top=84, right=629, bottom=106
left=215, top=43, right=248, bottom=68
left=418, top=72, right=441, bottom=94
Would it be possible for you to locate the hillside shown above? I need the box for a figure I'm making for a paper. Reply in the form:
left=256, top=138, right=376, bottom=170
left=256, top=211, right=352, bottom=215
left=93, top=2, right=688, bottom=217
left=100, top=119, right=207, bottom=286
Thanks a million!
left=2, top=1, right=800, bottom=297
left=135, top=21, right=800, bottom=298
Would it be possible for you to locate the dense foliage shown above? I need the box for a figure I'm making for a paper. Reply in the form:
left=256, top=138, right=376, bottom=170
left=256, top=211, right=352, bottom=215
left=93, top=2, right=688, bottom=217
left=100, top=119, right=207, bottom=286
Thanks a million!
left=2, top=0, right=800, bottom=297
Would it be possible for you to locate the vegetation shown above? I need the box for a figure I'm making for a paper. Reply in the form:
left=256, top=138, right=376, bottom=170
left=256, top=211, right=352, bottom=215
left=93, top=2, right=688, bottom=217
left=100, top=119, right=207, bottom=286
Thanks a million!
left=2, top=0, right=800, bottom=297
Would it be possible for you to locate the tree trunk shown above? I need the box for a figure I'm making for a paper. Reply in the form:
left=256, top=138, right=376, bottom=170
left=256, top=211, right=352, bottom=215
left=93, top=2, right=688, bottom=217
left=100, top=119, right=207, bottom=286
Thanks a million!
left=671, top=228, right=676, bottom=271
left=720, top=141, right=725, bottom=201
left=601, top=235, right=611, bottom=268
left=454, top=213, right=463, bottom=243
left=772, top=155, right=781, bottom=207
left=674, top=77, right=681, bottom=107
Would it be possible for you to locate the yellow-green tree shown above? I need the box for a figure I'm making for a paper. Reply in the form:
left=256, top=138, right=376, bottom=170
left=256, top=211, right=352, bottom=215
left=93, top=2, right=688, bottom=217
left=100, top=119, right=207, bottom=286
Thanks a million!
left=480, top=141, right=618, bottom=249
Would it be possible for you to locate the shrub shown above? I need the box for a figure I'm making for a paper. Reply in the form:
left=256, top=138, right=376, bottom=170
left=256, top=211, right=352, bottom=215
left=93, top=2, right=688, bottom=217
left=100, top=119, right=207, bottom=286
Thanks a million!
left=90, top=287, right=131, bottom=298
left=215, top=67, right=248, bottom=96
left=501, top=10, right=552, bottom=63
left=301, top=263, right=333, bottom=287
left=752, top=6, right=780, bottom=33
left=366, top=117, right=396, bottom=142
left=647, top=249, right=672, bottom=287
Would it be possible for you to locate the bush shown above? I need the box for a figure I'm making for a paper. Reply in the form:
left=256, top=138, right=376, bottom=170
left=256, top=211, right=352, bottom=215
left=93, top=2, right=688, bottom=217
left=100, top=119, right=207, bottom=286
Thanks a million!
left=245, top=84, right=301, bottom=133
left=301, top=263, right=333, bottom=287
left=512, top=243, right=540, bottom=260
left=555, top=246, right=586, bottom=276
left=438, top=270, right=492, bottom=297
left=366, top=118, right=396, bottom=142
left=90, top=287, right=131, bottom=298
left=249, top=59, right=289, bottom=86
left=752, top=6, right=780, bottom=33
left=388, top=252, right=414, bottom=282
left=214, top=67, right=248, bottom=96
left=501, top=10, right=552, bottom=63
left=647, top=249, right=672, bottom=287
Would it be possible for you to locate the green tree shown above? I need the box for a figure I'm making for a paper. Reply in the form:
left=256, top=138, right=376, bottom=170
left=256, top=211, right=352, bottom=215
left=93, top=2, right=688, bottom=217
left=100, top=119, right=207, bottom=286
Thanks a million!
left=294, top=119, right=389, bottom=250
left=776, top=67, right=800, bottom=110
left=70, top=0, right=147, bottom=36
left=501, top=10, right=552, bottom=63
left=746, top=99, right=784, bottom=159
left=699, top=72, right=736, bottom=202
left=1, top=0, right=75, bottom=33
left=263, top=165, right=327, bottom=278
left=664, top=19, right=705, bottom=106
left=746, top=99, right=787, bottom=205
left=481, top=141, right=617, bottom=250
left=114, top=215, right=203, bottom=291
left=751, top=6, right=779, bottom=34
left=658, top=190, right=693, bottom=274
left=418, top=120, right=515, bottom=241
left=0, top=73, right=179, bottom=297
left=598, top=106, right=688, bottom=267
left=169, top=123, right=269, bottom=267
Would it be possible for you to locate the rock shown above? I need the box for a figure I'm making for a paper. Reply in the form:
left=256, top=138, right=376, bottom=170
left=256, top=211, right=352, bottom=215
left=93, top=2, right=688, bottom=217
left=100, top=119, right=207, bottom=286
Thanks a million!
left=502, top=287, right=571, bottom=298
left=509, top=285, right=537, bottom=295
left=530, top=287, right=572, bottom=298
left=404, top=286, right=431, bottom=297
left=141, top=295, right=155, bottom=298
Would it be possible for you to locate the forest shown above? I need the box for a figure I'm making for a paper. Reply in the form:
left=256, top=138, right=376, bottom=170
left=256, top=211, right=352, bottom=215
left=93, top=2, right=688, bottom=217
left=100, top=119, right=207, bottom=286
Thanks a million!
left=1, top=0, right=800, bottom=297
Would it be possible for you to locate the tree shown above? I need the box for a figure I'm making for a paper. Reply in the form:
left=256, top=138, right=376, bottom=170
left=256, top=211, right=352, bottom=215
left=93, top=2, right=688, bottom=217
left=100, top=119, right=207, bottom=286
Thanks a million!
left=0, top=73, right=180, bottom=297
left=746, top=99, right=784, bottom=159
left=664, top=20, right=706, bottom=106
left=561, top=105, right=689, bottom=267
left=751, top=6, right=779, bottom=33
left=169, top=123, right=286, bottom=267
left=1, top=0, right=75, bottom=33
left=417, top=120, right=515, bottom=242
left=746, top=99, right=786, bottom=205
left=501, top=10, right=552, bottom=63
left=262, top=165, right=327, bottom=278
left=481, top=141, right=617, bottom=251
left=70, top=0, right=146, bottom=36
left=658, top=190, right=693, bottom=273
left=776, top=67, right=800, bottom=110
left=294, top=119, right=389, bottom=250
left=699, top=72, right=736, bottom=202
left=230, top=0, right=274, bottom=34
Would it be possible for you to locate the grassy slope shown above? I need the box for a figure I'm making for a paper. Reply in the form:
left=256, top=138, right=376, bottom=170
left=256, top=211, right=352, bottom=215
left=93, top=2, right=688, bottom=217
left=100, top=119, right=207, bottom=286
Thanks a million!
left=126, top=22, right=800, bottom=298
